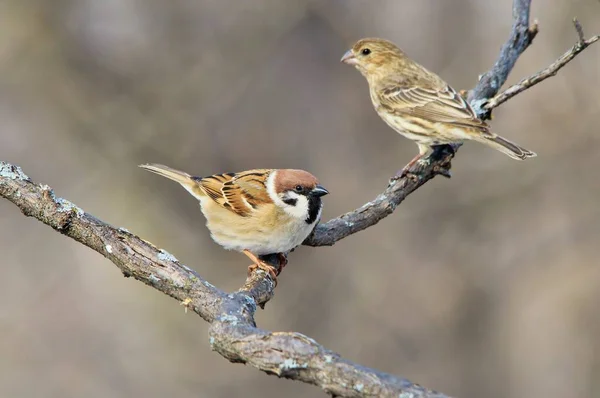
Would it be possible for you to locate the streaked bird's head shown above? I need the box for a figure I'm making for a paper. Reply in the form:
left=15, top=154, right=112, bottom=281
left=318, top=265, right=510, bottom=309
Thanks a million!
left=341, top=38, right=410, bottom=80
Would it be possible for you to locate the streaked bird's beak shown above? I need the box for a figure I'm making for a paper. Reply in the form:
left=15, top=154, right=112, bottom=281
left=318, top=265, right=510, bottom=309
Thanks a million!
left=311, top=185, right=329, bottom=197
left=340, top=49, right=357, bottom=65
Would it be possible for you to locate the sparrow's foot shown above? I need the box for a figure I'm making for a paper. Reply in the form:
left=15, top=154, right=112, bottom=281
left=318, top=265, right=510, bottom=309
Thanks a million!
left=392, top=154, right=429, bottom=181
left=243, top=249, right=278, bottom=286
left=392, top=169, right=418, bottom=182
left=242, top=249, right=262, bottom=264
left=247, top=262, right=278, bottom=286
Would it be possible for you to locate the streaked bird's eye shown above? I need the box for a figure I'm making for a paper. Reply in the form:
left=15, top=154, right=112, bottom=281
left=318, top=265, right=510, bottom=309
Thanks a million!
left=295, top=185, right=303, bottom=192
left=361, top=48, right=371, bottom=55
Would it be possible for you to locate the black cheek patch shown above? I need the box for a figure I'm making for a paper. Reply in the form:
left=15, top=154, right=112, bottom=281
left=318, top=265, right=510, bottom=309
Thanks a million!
left=283, top=198, right=297, bottom=206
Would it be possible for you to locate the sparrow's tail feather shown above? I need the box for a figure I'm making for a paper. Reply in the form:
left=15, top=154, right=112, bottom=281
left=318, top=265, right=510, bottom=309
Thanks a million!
left=477, top=134, right=537, bottom=160
left=139, top=163, right=206, bottom=199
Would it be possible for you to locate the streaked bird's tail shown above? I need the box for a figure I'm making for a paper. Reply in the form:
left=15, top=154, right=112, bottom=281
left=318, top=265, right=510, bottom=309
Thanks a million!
left=139, top=163, right=206, bottom=199
left=477, top=134, right=537, bottom=160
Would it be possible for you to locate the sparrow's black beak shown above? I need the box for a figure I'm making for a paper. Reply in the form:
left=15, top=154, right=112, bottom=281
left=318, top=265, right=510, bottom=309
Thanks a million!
left=311, top=185, right=329, bottom=197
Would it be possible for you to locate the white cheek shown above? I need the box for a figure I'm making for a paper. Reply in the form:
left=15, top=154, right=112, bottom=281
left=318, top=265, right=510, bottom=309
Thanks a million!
left=266, top=172, right=281, bottom=204
left=283, top=193, right=309, bottom=219
left=266, top=172, right=310, bottom=220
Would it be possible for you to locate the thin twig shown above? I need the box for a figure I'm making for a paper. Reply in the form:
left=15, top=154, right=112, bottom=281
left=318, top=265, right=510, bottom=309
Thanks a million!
left=485, top=18, right=599, bottom=110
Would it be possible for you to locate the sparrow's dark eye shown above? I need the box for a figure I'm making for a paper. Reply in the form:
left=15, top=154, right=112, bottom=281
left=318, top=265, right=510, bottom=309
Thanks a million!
left=361, top=48, right=371, bottom=55
left=294, top=185, right=303, bottom=193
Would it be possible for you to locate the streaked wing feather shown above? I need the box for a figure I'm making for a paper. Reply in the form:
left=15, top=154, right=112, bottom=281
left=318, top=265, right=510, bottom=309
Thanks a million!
left=380, top=85, right=489, bottom=130
left=198, top=170, right=272, bottom=217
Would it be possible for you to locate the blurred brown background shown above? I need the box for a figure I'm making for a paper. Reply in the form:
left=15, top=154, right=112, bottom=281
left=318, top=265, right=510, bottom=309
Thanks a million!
left=1, top=1, right=599, bottom=397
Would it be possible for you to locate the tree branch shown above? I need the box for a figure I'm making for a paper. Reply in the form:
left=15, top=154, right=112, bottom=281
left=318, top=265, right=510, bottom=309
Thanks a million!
left=484, top=19, right=600, bottom=110
left=304, top=145, right=454, bottom=247
left=0, top=161, right=447, bottom=398
left=1, top=1, right=598, bottom=396
left=467, top=0, right=539, bottom=115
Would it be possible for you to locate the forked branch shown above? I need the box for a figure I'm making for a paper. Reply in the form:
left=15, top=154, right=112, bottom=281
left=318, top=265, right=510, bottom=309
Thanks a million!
left=484, top=18, right=599, bottom=110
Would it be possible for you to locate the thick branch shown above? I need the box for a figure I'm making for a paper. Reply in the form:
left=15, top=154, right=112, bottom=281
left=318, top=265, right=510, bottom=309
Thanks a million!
left=0, top=161, right=448, bottom=398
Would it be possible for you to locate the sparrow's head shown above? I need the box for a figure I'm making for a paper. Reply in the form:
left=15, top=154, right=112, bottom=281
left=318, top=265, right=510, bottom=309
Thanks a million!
left=341, top=38, right=408, bottom=79
left=267, top=169, right=328, bottom=224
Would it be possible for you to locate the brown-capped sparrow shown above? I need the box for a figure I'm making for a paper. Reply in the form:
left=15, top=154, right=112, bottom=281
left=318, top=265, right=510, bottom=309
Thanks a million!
left=341, top=38, right=536, bottom=177
left=140, top=164, right=328, bottom=283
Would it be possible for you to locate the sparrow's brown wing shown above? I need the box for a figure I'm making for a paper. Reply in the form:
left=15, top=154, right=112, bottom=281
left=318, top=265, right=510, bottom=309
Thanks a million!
left=379, top=85, right=490, bottom=131
left=198, top=169, right=272, bottom=217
